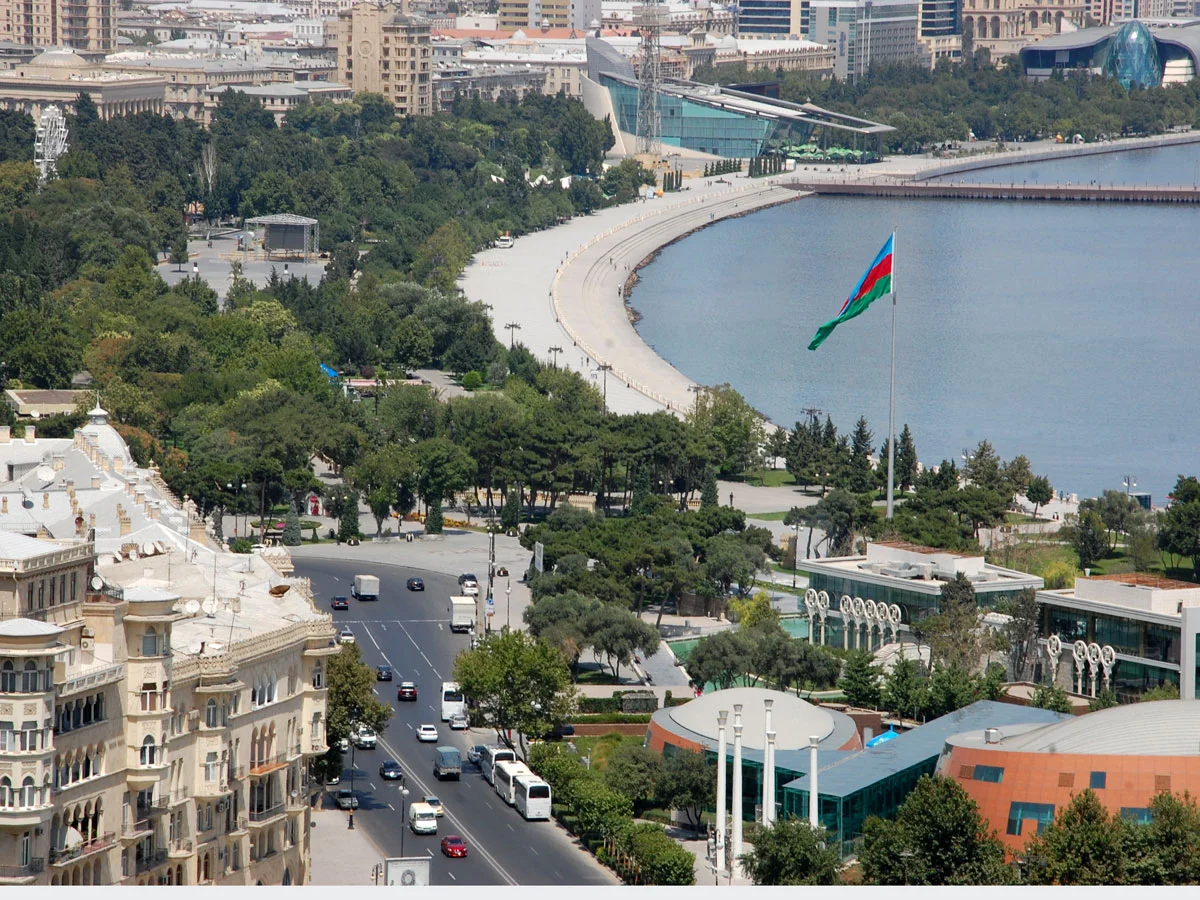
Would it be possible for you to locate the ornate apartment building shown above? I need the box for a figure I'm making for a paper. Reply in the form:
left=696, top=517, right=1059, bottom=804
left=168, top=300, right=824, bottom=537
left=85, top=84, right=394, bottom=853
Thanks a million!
left=0, top=409, right=336, bottom=886
left=963, top=0, right=1086, bottom=57
left=332, top=0, right=431, bottom=116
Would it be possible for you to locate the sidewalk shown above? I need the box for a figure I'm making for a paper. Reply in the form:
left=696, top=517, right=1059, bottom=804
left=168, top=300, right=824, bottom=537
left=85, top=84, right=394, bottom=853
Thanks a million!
left=309, top=801, right=386, bottom=885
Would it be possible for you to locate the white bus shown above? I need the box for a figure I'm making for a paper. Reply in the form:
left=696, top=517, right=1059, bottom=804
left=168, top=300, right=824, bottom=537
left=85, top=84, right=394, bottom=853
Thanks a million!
left=514, top=775, right=552, bottom=821
left=480, top=745, right=516, bottom=786
left=493, top=760, right=532, bottom=806
left=440, top=682, right=466, bottom=722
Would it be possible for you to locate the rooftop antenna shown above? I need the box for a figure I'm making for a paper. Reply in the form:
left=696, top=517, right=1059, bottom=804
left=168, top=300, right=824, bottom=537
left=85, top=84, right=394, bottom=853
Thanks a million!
left=801, top=407, right=823, bottom=425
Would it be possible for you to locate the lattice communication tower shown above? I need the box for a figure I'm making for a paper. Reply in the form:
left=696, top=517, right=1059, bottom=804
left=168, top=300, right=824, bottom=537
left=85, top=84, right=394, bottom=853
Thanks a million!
left=634, top=4, right=669, bottom=156
left=35, top=105, right=68, bottom=185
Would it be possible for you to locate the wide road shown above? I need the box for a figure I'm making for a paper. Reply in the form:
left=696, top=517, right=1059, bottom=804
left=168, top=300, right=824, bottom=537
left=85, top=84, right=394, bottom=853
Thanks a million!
left=296, top=556, right=618, bottom=887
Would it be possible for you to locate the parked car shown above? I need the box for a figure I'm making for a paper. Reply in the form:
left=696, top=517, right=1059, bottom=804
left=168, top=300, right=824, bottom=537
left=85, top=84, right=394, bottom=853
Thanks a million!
left=336, top=789, right=358, bottom=811
left=424, top=795, right=444, bottom=817
left=441, top=835, right=468, bottom=858
left=466, top=745, right=487, bottom=765
left=541, top=723, right=576, bottom=741
left=458, top=573, right=479, bottom=596
left=325, top=773, right=341, bottom=786
left=376, top=664, right=393, bottom=681
left=397, top=682, right=418, bottom=702
left=416, top=724, right=438, bottom=743
left=406, top=577, right=425, bottom=591
left=338, top=737, right=350, bottom=752
left=331, top=595, right=349, bottom=610
left=448, top=713, right=469, bottom=731
left=338, top=627, right=355, bottom=645
left=379, top=760, right=403, bottom=780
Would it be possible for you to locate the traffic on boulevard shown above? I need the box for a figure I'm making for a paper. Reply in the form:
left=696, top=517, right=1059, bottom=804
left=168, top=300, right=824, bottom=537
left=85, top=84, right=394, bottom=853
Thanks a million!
left=296, top=557, right=616, bottom=887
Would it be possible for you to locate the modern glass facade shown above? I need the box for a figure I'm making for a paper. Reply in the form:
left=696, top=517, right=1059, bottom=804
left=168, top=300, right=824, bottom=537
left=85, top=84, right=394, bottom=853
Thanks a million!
left=601, top=75, right=775, bottom=158
left=1103, top=21, right=1161, bottom=89
left=737, top=0, right=797, bottom=36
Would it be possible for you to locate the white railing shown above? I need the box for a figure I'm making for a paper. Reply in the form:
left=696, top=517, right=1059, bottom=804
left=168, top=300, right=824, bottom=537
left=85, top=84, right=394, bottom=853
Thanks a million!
left=58, top=662, right=125, bottom=698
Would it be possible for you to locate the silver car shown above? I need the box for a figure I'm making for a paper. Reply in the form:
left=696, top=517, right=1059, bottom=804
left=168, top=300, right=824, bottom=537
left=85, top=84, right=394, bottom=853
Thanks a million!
left=448, top=713, right=469, bottom=731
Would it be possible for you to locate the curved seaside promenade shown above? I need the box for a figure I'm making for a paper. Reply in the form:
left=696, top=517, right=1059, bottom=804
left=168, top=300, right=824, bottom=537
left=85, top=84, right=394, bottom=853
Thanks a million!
left=461, top=130, right=1200, bottom=419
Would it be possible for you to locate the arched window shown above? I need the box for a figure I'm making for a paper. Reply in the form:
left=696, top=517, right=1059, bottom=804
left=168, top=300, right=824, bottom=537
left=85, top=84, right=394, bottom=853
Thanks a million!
left=20, top=776, right=35, bottom=808
left=266, top=672, right=276, bottom=704
left=0, top=776, right=11, bottom=807
left=250, top=679, right=259, bottom=709
left=142, top=628, right=158, bottom=658
left=0, top=660, right=13, bottom=693
left=140, top=735, right=157, bottom=767
left=312, top=662, right=323, bottom=689
left=22, top=660, right=38, bottom=692
left=205, top=699, right=218, bottom=728
left=42, top=774, right=51, bottom=805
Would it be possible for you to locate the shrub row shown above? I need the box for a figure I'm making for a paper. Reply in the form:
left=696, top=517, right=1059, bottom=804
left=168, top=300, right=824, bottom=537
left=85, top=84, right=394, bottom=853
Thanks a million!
left=530, top=743, right=695, bottom=885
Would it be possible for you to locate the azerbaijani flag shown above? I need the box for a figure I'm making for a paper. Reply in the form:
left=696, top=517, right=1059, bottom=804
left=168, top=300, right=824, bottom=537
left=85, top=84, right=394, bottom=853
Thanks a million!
left=808, top=234, right=894, bottom=351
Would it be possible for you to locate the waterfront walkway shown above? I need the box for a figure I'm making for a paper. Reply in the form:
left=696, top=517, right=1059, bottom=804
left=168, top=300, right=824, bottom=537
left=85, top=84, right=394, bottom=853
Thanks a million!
left=790, top=180, right=1200, bottom=203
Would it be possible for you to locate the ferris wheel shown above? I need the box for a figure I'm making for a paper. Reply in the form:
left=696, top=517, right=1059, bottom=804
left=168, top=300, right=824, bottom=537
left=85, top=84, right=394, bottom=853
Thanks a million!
left=34, top=105, right=69, bottom=184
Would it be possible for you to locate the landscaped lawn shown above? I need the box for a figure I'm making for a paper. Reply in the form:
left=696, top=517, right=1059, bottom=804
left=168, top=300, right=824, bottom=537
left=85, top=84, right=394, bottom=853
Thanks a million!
left=570, top=732, right=645, bottom=771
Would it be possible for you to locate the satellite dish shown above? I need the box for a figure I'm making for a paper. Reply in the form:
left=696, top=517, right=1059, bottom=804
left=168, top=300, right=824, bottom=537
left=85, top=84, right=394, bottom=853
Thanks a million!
left=35, top=464, right=54, bottom=482
left=202, top=599, right=218, bottom=618
left=208, top=642, right=223, bottom=653
left=90, top=575, right=104, bottom=591
left=142, top=542, right=156, bottom=557
left=184, top=599, right=201, bottom=616
left=110, top=553, right=123, bottom=565
left=153, top=541, right=166, bottom=554
left=187, top=641, right=202, bottom=655
left=128, top=548, right=139, bottom=560
left=62, top=826, right=84, bottom=850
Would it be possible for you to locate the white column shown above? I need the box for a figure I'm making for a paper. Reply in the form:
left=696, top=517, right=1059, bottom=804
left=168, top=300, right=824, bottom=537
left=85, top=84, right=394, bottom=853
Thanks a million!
left=765, top=730, right=776, bottom=827
left=808, top=735, right=820, bottom=828
left=762, top=698, right=774, bottom=826
left=731, top=704, right=744, bottom=863
left=716, top=710, right=728, bottom=875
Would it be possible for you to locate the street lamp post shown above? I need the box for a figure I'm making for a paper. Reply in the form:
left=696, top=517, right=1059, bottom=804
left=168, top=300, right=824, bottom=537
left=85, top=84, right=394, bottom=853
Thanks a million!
left=226, top=481, right=247, bottom=538
left=398, top=783, right=411, bottom=856
left=505, top=322, right=522, bottom=350
left=548, top=346, right=562, bottom=368
left=506, top=579, right=512, bottom=630
left=597, top=364, right=612, bottom=412
left=348, top=743, right=357, bottom=830
left=793, top=519, right=800, bottom=589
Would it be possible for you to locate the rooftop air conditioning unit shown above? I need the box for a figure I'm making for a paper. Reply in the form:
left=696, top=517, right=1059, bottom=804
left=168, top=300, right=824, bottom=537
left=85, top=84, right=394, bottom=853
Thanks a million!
left=984, top=728, right=1002, bottom=744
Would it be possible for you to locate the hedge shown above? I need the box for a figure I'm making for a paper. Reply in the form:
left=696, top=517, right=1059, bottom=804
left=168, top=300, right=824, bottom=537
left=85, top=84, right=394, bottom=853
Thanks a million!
left=572, top=713, right=652, bottom=725
left=580, top=696, right=623, bottom=714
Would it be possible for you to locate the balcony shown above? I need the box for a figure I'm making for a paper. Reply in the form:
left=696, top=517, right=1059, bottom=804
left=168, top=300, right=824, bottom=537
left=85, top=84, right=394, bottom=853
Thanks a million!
left=50, top=832, right=115, bottom=866
left=121, top=817, right=153, bottom=840
left=134, top=848, right=168, bottom=874
left=193, top=780, right=231, bottom=799
left=227, top=764, right=245, bottom=782
left=169, top=786, right=190, bottom=806
left=309, top=739, right=327, bottom=754
left=137, top=796, right=169, bottom=818
left=168, top=838, right=193, bottom=858
left=287, top=743, right=303, bottom=760
left=248, top=803, right=285, bottom=826
left=249, top=753, right=288, bottom=777
left=0, top=803, right=52, bottom=827
left=57, top=661, right=123, bottom=698
left=0, top=859, right=44, bottom=882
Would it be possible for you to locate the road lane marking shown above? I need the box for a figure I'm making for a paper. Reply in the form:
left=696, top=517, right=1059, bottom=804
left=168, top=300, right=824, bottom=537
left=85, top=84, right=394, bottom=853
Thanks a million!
left=447, top=872, right=456, bottom=881
left=530, top=847, right=537, bottom=856
left=370, top=783, right=377, bottom=790
left=406, top=722, right=413, bottom=729
left=426, top=849, right=433, bottom=858
left=396, top=621, right=442, bottom=679
left=484, top=800, right=492, bottom=809
left=381, top=624, right=387, bottom=631
left=389, top=803, right=395, bottom=810
left=507, top=824, right=515, bottom=832
left=364, top=625, right=384, bottom=654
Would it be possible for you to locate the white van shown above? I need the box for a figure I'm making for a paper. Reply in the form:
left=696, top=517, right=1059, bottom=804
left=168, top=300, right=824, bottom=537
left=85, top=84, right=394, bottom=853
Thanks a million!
left=409, top=802, right=438, bottom=834
left=480, top=745, right=516, bottom=786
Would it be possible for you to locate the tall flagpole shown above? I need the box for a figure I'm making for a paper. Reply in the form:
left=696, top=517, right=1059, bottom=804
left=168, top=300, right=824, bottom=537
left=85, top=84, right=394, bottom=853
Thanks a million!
left=886, top=231, right=897, bottom=520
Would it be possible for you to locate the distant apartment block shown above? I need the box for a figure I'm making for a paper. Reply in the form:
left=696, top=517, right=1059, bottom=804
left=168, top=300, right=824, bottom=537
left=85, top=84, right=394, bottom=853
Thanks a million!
left=498, top=0, right=601, bottom=32
left=806, top=0, right=921, bottom=80
left=332, top=1, right=431, bottom=115
left=0, top=0, right=116, bottom=52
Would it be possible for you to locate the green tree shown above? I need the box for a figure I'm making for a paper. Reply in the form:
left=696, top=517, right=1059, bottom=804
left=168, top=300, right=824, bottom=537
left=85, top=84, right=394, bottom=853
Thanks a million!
left=282, top=504, right=302, bottom=546
left=840, top=650, right=881, bottom=709
left=924, top=572, right=982, bottom=673
left=741, top=819, right=841, bottom=885
left=896, top=424, right=919, bottom=492
left=1067, top=509, right=1108, bottom=571
left=859, top=775, right=1014, bottom=885
left=1158, top=476, right=1200, bottom=579
left=1026, top=474, right=1053, bottom=520
left=655, top=749, right=714, bottom=832
left=700, top=467, right=719, bottom=509
left=452, top=629, right=577, bottom=757
left=1001, top=587, right=1040, bottom=681
left=603, top=742, right=663, bottom=810
left=501, top=487, right=521, bottom=529
left=325, top=642, right=395, bottom=752
left=687, top=384, right=766, bottom=477
left=337, top=489, right=362, bottom=542
left=573, top=778, right=634, bottom=841
left=881, top=654, right=927, bottom=720
left=1031, top=680, right=1072, bottom=713
left=684, top=629, right=749, bottom=691
left=1142, top=682, right=1181, bottom=701
left=1023, top=790, right=1128, bottom=885
left=1124, top=791, right=1200, bottom=885
left=846, top=416, right=875, bottom=493
left=1087, top=688, right=1119, bottom=711
left=964, top=439, right=1004, bottom=492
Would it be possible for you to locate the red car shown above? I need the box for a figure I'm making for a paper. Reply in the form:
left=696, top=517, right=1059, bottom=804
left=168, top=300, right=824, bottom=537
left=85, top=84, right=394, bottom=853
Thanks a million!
left=441, top=835, right=467, bottom=858
left=397, top=682, right=418, bottom=702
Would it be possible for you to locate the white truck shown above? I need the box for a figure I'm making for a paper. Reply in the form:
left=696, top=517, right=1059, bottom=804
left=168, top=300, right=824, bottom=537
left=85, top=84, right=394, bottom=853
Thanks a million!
left=449, top=596, right=475, bottom=633
left=351, top=574, right=380, bottom=601
left=408, top=801, right=438, bottom=834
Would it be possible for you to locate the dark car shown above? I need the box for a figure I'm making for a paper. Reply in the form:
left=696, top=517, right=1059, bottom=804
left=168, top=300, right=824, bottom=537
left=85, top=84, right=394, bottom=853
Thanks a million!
left=541, top=723, right=576, bottom=742
left=407, top=577, right=425, bottom=591
left=397, top=682, right=418, bottom=702
left=376, top=664, right=393, bottom=681
left=331, top=595, right=349, bottom=610
left=457, top=573, right=478, bottom=586
left=379, top=760, right=403, bottom=781
left=441, top=835, right=468, bottom=858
